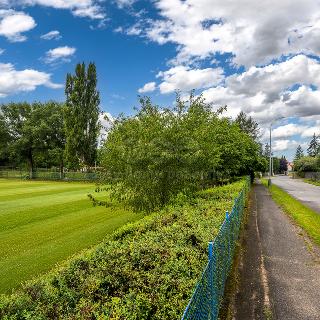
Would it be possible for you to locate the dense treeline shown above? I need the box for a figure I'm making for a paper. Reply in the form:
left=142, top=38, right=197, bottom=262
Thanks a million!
left=0, top=61, right=266, bottom=206
left=99, top=94, right=266, bottom=211
left=0, top=62, right=100, bottom=177
left=0, top=101, right=65, bottom=176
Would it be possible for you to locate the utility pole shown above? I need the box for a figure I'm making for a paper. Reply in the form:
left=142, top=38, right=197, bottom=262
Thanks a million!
left=268, top=124, right=272, bottom=187
left=268, top=116, right=285, bottom=187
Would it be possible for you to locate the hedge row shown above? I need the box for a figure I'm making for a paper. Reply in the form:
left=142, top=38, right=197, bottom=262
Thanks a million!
left=0, top=179, right=247, bottom=320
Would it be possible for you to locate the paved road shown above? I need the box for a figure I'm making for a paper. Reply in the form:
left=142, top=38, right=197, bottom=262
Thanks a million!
left=271, top=175, right=320, bottom=213
left=234, top=182, right=320, bottom=320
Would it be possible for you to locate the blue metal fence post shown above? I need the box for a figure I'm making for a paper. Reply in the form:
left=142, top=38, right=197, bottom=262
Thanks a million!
left=181, top=178, right=251, bottom=320
left=208, top=241, right=213, bottom=260
left=208, top=241, right=214, bottom=318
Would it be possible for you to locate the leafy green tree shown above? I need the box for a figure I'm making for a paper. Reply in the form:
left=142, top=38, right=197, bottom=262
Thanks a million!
left=1, top=102, right=34, bottom=176
left=0, top=113, right=12, bottom=165
left=272, top=157, right=280, bottom=174
left=100, top=94, right=264, bottom=211
left=32, top=102, right=65, bottom=176
left=307, top=133, right=319, bottom=157
left=294, top=145, right=304, bottom=161
left=294, top=156, right=320, bottom=172
left=235, top=111, right=260, bottom=140
left=64, top=62, right=100, bottom=169
left=0, top=102, right=65, bottom=177
left=263, top=143, right=270, bottom=158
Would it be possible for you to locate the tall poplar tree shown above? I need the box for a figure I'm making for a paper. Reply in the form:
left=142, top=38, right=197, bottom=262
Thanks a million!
left=64, top=62, right=100, bottom=169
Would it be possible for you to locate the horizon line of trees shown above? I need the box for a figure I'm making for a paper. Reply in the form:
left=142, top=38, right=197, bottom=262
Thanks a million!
left=0, top=61, right=271, bottom=209
left=0, top=62, right=101, bottom=178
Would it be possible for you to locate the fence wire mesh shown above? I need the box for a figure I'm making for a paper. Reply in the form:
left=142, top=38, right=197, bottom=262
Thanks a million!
left=0, top=167, right=100, bottom=181
left=182, top=177, right=250, bottom=320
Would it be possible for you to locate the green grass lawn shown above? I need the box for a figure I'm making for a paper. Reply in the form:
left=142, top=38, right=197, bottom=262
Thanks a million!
left=0, top=179, right=143, bottom=294
left=261, top=179, right=320, bottom=247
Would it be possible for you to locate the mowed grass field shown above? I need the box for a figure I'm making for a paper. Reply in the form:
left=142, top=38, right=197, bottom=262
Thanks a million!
left=0, top=179, right=143, bottom=294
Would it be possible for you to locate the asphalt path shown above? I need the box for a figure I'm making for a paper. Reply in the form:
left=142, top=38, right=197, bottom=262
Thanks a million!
left=271, top=175, right=320, bottom=213
left=234, top=182, right=320, bottom=320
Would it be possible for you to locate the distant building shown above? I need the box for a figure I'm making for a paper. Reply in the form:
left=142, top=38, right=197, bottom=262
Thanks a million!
left=287, top=162, right=294, bottom=172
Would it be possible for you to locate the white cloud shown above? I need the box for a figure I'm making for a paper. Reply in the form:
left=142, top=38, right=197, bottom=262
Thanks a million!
left=0, top=9, right=36, bottom=42
left=115, top=0, right=136, bottom=8
left=40, top=30, right=61, bottom=40
left=201, top=55, right=320, bottom=123
left=11, top=0, right=105, bottom=20
left=0, top=63, right=62, bottom=97
left=0, top=48, right=4, bottom=54
left=157, top=66, right=224, bottom=94
left=134, top=0, right=320, bottom=67
left=301, top=126, right=320, bottom=138
left=269, top=124, right=308, bottom=139
left=44, top=46, right=76, bottom=63
left=98, top=111, right=113, bottom=146
left=272, top=139, right=300, bottom=152
left=138, top=82, right=156, bottom=94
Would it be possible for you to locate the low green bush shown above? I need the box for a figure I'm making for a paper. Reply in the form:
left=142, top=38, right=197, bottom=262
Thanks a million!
left=294, top=156, right=320, bottom=172
left=0, top=179, right=247, bottom=320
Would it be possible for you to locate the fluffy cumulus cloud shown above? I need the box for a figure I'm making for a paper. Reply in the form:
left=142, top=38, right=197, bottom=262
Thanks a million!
left=138, top=82, right=156, bottom=94
left=2, top=0, right=105, bottom=20
left=0, top=9, right=36, bottom=42
left=272, top=139, right=301, bottom=152
left=44, top=46, right=76, bottom=63
left=0, top=63, right=62, bottom=97
left=202, top=55, right=320, bottom=122
left=40, top=30, right=61, bottom=40
left=136, top=0, right=320, bottom=67
left=157, top=66, right=224, bottom=94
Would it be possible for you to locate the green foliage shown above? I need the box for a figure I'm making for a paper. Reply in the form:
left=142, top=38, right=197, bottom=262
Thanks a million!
left=100, top=94, right=262, bottom=211
left=64, top=62, right=100, bottom=169
left=294, top=156, right=320, bottom=172
left=0, top=179, right=247, bottom=320
left=307, top=133, right=319, bottom=157
left=235, top=111, right=260, bottom=141
left=0, top=102, right=65, bottom=176
left=294, top=145, right=304, bottom=161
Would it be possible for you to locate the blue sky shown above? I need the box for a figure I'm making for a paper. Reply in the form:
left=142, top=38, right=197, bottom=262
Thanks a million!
left=0, top=0, right=320, bottom=160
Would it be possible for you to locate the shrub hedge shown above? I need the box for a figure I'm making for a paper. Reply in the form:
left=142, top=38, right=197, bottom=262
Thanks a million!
left=0, top=179, right=247, bottom=320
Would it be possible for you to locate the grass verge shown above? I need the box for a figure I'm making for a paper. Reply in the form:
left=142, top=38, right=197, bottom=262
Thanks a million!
left=261, top=179, right=320, bottom=246
left=303, top=179, right=320, bottom=187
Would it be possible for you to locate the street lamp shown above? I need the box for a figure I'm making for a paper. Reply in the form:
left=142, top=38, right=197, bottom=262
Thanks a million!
left=268, top=116, right=285, bottom=187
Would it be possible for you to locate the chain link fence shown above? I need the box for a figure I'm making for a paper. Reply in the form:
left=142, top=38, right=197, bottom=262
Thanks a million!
left=181, top=177, right=250, bottom=320
left=0, top=167, right=100, bottom=182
